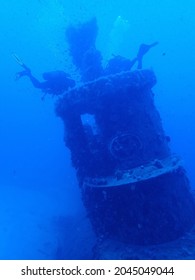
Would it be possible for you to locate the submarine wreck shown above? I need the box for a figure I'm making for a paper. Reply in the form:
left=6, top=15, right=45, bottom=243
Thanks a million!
left=56, top=18, right=195, bottom=248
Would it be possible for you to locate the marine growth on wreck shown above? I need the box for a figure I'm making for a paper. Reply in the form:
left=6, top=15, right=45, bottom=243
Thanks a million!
left=56, top=18, right=195, bottom=247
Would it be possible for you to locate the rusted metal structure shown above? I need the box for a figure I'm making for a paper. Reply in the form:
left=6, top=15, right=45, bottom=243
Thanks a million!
left=56, top=69, right=195, bottom=245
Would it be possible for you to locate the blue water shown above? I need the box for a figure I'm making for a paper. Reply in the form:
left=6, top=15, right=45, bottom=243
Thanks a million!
left=0, top=0, right=195, bottom=259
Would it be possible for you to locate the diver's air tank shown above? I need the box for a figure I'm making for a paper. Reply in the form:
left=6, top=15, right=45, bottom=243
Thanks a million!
left=56, top=69, right=195, bottom=245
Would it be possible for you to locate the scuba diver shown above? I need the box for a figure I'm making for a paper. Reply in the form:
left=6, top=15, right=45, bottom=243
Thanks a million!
left=13, top=54, right=75, bottom=98
left=104, top=41, right=159, bottom=75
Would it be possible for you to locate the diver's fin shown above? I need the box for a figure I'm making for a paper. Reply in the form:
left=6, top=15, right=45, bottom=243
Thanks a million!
left=12, top=53, right=32, bottom=80
left=136, top=41, right=159, bottom=69
left=137, top=41, right=159, bottom=60
left=148, top=41, right=159, bottom=48
left=12, top=53, right=25, bottom=66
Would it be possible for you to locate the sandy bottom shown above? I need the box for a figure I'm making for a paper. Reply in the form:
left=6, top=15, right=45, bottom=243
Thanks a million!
left=0, top=184, right=95, bottom=260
